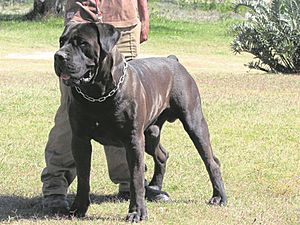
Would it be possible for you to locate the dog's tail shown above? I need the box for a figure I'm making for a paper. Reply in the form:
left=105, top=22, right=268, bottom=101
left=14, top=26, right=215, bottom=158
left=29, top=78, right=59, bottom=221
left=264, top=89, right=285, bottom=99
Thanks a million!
left=167, top=55, right=179, bottom=62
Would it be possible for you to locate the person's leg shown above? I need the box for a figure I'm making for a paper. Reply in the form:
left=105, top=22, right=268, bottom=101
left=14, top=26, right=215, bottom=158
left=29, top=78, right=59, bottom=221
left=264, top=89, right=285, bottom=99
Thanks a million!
left=115, top=22, right=141, bottom=60
left=104, top=145, right=170, bottom=202
left=103, top=146, right=131, bottom=193
left=41, top=81, right=76, bottom=213
left=41, top=0, right=79, bottom=215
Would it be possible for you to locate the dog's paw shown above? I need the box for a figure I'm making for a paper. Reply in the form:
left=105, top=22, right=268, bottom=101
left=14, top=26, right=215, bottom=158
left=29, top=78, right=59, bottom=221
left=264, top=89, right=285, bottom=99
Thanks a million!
left=69, top=207, right=87, bottom=218
left=69, top=202, right=88, bottom=218
left=125, top=210, right=148, bottom=223
left=208, top=196, right=227, bottom=207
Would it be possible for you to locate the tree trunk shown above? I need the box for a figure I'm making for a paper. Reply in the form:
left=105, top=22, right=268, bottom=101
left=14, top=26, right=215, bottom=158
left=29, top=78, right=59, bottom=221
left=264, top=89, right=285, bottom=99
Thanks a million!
left=25, top=0, right=65, bottom=19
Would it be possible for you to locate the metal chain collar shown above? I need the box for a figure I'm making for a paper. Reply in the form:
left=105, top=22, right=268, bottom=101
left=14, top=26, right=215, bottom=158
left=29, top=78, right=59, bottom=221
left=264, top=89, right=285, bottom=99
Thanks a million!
left=75, top=60, right=128, bottom=103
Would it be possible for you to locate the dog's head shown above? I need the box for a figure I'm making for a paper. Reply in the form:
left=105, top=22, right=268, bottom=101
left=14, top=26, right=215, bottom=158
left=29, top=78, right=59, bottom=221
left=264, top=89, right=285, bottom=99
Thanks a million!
left=54, top=22, right=121, bottom=86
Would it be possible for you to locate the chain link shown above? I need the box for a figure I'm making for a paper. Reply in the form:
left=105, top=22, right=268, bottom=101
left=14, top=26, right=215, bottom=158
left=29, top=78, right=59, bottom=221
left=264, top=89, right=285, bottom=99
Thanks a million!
left=75, top=60, right=128, bottom=103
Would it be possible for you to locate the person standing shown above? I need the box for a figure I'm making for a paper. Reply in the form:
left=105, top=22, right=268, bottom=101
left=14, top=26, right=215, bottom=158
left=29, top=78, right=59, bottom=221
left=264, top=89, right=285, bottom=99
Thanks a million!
left=42, top=0, right=170, bottom=214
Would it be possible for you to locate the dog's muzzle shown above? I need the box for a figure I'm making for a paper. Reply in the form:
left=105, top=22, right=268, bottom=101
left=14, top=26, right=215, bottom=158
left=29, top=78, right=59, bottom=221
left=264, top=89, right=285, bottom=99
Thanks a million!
left=54, top=51, right=96, bottom=86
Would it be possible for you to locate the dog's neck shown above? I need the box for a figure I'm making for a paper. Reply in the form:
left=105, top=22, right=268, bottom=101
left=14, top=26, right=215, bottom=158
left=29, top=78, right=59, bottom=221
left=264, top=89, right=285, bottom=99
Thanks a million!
left=73, top=47, right=128, bottom=103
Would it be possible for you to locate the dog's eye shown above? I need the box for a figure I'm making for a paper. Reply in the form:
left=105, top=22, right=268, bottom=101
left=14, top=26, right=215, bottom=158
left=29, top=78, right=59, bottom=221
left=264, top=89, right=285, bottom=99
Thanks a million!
left=79, top=41, right=89, bottom=48
left=59, top=39, right=64, bottom=47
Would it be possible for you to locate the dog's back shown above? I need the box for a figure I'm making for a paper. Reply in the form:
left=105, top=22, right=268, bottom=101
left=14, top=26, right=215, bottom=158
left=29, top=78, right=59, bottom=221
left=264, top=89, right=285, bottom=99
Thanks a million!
left=128, top=56, right=201, bottom=108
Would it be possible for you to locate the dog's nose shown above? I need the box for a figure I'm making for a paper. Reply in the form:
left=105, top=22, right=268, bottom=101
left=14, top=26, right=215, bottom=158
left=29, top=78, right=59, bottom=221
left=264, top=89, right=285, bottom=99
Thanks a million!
left=54, top=51, right=67, bottom=62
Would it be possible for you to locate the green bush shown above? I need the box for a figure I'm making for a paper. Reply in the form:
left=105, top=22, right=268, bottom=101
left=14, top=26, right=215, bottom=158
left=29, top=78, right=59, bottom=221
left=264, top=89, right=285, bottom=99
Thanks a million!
left=231, top=0, right=300, bottom=74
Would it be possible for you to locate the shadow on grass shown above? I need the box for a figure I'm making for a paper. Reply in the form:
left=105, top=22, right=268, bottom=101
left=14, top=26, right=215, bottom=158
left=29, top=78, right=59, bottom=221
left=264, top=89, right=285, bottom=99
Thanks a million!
left=0, top=193, right=123, bottom=222
left=0, top=14, right=26, bottom=21
left=0, top=194, right=203, bottom=222
left=0, top=13, right=57, bottom=21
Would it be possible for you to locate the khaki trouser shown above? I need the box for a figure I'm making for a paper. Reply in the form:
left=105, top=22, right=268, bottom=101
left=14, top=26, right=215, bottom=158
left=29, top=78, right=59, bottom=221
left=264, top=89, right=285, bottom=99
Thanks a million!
left=41, top=22, right=141, bottom=196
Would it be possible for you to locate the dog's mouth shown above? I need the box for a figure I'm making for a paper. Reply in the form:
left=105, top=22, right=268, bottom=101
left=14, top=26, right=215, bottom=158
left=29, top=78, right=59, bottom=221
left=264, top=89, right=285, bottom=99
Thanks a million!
left=60, top=70, right=95, bottom=86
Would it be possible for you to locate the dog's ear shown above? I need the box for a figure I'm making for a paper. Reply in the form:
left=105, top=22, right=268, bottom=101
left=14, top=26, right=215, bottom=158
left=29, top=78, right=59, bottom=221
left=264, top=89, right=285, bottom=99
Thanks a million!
left=95, top=23, right=121, bottom=54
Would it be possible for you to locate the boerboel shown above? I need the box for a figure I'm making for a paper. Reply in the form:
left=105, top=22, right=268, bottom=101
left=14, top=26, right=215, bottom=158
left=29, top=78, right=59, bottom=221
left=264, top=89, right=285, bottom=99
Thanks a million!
left=54, top=22, right=227, bottom=222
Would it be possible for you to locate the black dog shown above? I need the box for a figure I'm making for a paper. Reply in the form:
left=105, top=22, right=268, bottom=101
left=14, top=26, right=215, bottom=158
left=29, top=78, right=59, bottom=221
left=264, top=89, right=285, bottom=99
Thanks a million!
left=54, top=22, right=227, bottom=222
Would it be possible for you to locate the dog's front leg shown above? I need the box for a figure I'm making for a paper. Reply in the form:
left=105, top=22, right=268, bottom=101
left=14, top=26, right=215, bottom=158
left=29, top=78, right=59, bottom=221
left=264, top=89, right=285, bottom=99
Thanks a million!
left=70, top=137, right=92, bottom=217
left=125, top=134, right=148, bottom=222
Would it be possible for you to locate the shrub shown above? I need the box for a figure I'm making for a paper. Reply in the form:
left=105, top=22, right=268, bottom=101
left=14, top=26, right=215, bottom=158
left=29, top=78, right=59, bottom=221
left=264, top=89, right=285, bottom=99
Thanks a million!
left=231, top=0, right=300, bottom=74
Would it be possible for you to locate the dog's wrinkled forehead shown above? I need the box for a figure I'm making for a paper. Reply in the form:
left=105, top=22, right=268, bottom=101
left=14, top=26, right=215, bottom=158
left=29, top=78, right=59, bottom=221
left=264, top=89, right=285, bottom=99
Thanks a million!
left=60, top=22, right=98, bottom=47
left=59, top=22, right=121, bottom=57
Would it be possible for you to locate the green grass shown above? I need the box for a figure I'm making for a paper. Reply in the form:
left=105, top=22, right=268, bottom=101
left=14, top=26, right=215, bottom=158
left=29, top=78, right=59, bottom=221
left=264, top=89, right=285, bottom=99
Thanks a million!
left=0, top=16, right=237, bottom=55
left=0, top=16, right=300, bottom=225
left=148, top=16, right=237, bottom=56
left=0, top=17, right=63, bottom=54
left=178, top=0, right=234, bottom=13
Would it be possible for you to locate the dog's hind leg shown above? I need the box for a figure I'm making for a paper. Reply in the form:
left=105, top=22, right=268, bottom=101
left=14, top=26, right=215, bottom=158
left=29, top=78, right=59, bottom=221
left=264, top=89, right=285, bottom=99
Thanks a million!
left=145, top=125, right=169, bottom=190
left=179, top=101, right=227, bottom=206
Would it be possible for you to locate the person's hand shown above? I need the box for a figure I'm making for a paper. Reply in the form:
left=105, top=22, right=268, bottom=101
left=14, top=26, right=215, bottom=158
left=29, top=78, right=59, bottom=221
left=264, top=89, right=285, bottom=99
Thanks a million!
left=137, top=0, right=149, bottom=44
left=140, top=20, right=149, bottom=43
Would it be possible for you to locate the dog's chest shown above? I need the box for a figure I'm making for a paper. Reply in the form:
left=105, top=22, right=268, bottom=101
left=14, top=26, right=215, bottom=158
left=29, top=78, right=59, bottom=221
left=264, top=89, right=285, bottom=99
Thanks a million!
left=88, top=111, right=128, bottom=147
left=90, top=122, right=114, bottom=144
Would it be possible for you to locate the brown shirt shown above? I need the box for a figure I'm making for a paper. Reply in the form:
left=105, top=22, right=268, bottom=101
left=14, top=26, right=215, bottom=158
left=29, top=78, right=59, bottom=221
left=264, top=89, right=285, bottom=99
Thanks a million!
left=101, top=0, right=139, bottom=27
left=65, top=0, right=139, bottom=27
